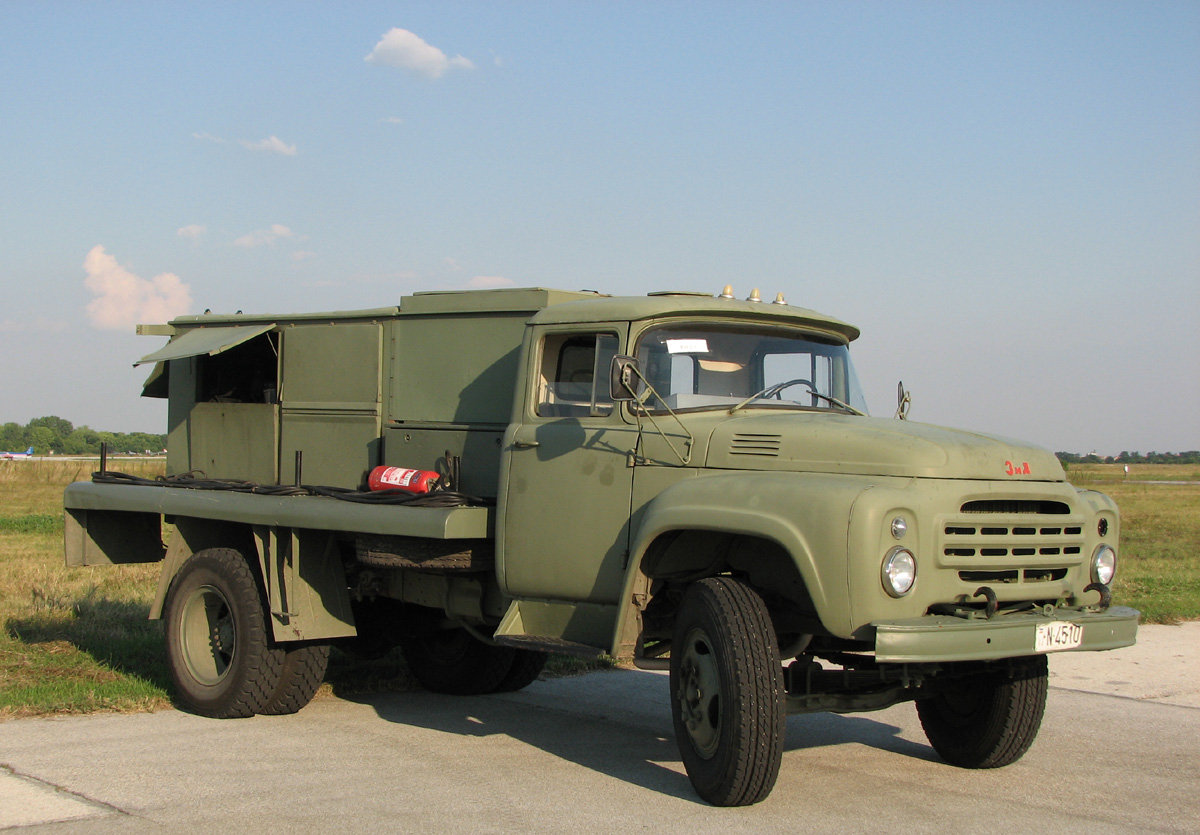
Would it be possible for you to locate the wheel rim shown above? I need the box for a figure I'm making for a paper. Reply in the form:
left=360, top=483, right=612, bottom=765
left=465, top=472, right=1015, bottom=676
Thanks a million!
left=178, top=584, right=235, bottom=686
left=677, top=626, right=722, bottom=759
left=937, top=679, right=987, bottom=726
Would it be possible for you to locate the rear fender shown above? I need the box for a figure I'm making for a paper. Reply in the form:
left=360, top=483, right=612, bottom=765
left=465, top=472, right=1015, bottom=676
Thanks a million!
left=151, top=519, right=355, bottom=643
left=150, top=518, right=254, bottom=619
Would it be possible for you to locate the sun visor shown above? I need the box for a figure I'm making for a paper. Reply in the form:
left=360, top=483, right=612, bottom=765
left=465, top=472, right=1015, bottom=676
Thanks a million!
left=133, top=323, right=276, bottom=367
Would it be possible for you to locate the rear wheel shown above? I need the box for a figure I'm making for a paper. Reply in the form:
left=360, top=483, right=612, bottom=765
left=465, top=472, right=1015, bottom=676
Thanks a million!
left=163, top=548, right=283, bottom=718
left=917, top=655, right=1048, bottom=768
left=492, top=649, right=548, bottom=693
left=670, top=577, right=785, bottom=807
left=259, top=643, right=330, bottom=715
left=400, top=621, right=517, bottom=695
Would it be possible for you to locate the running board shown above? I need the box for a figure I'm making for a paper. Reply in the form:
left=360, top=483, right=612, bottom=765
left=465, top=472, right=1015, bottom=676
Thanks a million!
left=494, top=598, right=616, bottom=657
left=493, top=634, right=605, bottom=659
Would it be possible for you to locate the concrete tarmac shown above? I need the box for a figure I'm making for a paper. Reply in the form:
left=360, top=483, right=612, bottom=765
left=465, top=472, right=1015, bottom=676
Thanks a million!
left=3, top=622, right=1198, bottom=832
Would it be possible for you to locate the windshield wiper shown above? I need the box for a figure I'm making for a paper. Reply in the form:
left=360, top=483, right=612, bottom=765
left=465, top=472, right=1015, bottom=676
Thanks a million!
left=730, top=378, right=865, bottom=416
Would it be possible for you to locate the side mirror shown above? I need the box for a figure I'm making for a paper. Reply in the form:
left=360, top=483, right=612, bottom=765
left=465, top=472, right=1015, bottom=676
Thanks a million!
left=894, top=381, right=912, bottom=420
left=609, top=355, right=640, bottom=402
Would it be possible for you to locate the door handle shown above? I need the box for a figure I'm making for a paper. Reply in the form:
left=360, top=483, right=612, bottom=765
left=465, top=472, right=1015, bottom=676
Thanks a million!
left=513, top=439, right=540, bottom=449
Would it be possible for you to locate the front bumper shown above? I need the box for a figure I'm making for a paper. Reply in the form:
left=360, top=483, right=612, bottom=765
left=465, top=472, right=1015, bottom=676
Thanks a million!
left=873, top=605, right=1139, bottom=663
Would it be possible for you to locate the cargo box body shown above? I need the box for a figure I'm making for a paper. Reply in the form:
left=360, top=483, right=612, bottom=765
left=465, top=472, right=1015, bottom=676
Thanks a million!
left=137, top=288, right=599, bottom=495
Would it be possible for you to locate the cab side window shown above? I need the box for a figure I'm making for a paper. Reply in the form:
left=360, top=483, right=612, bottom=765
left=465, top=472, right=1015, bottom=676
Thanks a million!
left=537, top=333, right=619, bottom=418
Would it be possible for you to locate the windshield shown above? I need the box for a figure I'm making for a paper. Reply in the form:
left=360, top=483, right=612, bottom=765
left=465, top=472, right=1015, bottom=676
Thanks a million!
left=634, top=324, right=869, bottom=415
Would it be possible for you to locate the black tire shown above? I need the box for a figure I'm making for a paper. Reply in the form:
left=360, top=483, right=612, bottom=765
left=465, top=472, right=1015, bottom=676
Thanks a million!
left=163, top=547, right=284, bottom=718
left=492, top=649, right=548, bottom=693
left=400, top=624, right=517, bottom=695
left=670, top=577, right=785, bottom=807
left=916, top=655, right=1048, bottom=768
left=342, top=598, right=404, bottom=660
left=258, top=643, right=331, bottom=716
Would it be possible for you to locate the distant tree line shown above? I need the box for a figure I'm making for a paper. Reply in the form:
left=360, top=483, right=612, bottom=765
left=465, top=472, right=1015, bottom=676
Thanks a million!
left=1, top=416, right=166, bottom=456
left=1056, top=450, right=1200, bottom=466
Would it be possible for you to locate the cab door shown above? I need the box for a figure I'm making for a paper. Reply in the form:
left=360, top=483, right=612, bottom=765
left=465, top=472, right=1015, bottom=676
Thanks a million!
left=498, top=325, right=637, bottom=605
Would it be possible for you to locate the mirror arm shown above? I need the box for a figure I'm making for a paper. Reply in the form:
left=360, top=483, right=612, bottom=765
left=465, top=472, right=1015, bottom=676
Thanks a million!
left=620, top=361, right=693, bottom=466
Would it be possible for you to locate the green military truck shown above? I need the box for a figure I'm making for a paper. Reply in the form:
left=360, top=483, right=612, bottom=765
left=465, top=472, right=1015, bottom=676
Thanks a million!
left=65, top=286, right=1137, bottom=806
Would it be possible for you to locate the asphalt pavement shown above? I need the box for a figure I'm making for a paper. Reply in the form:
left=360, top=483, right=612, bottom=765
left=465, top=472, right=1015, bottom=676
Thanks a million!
left=2, top=622, right=1197, bottom=832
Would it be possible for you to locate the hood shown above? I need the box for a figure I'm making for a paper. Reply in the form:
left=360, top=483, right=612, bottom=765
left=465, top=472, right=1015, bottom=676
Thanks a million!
left=701, top=413, right=1064, bottom=481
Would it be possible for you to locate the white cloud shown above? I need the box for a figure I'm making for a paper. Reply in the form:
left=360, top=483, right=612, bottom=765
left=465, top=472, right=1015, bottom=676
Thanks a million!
left=177, top=224, right=207, bottom=240
left=193, top=132, right=296, bottom=155
left=239, top=135, right=297, bottom=156
left=291, top=250, right=317, bottom=262
left=234, top=224, right=296, bottom=248
left=83, top=246, right=192, bottom=330
left=468, top=276, right=515, bottom=289
left=365, top=28, right=474, bottom=78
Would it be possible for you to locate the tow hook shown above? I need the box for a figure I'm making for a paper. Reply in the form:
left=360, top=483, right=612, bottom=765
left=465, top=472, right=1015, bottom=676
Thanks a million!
left=973, top=586, right=999, bottom=619
left=1084, top=582, right=1112, bottom=611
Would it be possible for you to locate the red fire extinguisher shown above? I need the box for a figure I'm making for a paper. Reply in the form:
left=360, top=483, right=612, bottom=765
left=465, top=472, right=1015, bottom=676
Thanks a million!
left=367, top=466, right=441, bottom=494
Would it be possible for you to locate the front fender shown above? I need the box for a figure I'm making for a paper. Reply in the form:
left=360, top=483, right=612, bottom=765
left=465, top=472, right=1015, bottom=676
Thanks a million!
left=611, top=471, right=882, bottom=650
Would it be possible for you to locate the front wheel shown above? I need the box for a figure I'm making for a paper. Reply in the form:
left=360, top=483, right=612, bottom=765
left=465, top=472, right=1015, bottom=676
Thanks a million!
left=163, top=547, right=283, bottom=718
left=916, top=655, right=1048, bottom=768
left=670, top=577, right=785, bottom=807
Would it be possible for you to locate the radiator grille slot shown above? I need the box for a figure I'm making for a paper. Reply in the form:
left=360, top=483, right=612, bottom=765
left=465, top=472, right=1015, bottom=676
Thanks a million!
left=961, top=499, right=1070, bottom=515
left=960, top=570, right=1019, bottom=583
left=958, top=568, right=1068, bottom=584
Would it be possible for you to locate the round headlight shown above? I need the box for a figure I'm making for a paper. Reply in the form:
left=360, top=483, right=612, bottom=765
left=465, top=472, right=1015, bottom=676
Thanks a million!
left=882, top=547, right=916, bottom=597
left=890, top=516, right=908, bottom=539
left=1092, top=544, right=1117, bottom=585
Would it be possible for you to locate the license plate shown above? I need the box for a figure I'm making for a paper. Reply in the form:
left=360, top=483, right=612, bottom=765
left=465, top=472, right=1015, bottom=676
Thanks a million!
left=1035, top=621, right=1083, bottom=653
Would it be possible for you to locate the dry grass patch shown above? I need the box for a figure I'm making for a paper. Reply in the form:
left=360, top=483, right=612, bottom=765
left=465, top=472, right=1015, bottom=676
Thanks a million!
left=1, top=459, right=172, bottom=718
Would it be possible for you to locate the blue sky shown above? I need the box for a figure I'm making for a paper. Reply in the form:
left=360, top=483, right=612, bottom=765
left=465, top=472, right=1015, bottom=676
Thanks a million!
left=2, top=2, right=1197, bottom=455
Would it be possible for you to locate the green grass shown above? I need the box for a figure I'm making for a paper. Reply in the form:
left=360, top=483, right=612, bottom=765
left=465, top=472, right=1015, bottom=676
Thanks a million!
left=0, top=514, right=62, bottom=534
left=1067, top=465, right=1200, bottom=624
left=1, top=459, right=1191, bottom=719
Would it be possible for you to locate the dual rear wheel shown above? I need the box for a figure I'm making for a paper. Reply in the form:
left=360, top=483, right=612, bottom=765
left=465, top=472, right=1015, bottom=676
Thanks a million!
left=398, top=611, right=547, bottom=695
left=163, top=548, right=546, bottom=718
left=163, top=548, right=328, bottom=719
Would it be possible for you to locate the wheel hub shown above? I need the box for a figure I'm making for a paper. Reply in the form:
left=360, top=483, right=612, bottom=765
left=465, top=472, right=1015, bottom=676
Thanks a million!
left=179, top=584, right=235, bottom=686
left=677, top=628, right=721, bottom=758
